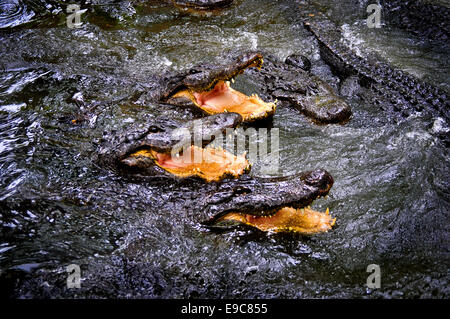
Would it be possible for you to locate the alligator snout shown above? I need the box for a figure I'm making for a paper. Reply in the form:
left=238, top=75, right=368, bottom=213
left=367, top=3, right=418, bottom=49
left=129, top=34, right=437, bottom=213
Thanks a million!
left=98, top=113, right=251, bottom=182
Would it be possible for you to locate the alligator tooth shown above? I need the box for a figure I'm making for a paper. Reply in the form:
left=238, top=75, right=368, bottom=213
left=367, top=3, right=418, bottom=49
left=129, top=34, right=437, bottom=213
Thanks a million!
left=326, top=207, right=330, bottom=215
left=231, top=78, right=235, bottom=83
left=226, top=81, right=230, bottom=86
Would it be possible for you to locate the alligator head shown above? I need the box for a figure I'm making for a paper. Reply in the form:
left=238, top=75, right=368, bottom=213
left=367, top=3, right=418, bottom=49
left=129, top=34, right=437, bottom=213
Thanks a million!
left=245, top=53, right=353, bottom=124
left=97, top=113, right=251, bottom=182
left=151, top=52, right=277, bottom=123
left=203, top=169, right=336, bottom=235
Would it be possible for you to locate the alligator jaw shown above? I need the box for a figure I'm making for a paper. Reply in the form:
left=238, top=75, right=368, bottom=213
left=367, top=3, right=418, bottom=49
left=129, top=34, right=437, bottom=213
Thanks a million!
left=169, top=53, right=277, bottom=122
left=217, top=206, right=336, bottom=235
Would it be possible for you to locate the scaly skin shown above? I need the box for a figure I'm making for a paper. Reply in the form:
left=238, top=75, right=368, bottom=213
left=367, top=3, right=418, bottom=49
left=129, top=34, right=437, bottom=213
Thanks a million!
left=201, top=169, right=334, bottom=219
left=300, top=9, right=449, bottom=122
left=380, top=0, right=449, bottom=42
left=142, top=51, right=352, bottom=124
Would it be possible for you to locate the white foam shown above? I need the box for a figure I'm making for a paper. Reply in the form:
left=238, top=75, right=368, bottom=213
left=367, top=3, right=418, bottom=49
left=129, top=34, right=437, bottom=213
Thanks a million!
left=431, top=117, right=449, bottom=134
left=0, top=102, right=25, bottom=112
left=340, top=23, right=364, bottom=57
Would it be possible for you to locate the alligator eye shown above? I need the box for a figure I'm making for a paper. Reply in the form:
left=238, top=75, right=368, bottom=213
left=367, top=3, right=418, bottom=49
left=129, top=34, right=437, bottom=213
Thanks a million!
left=148, top=126, right=163, bottom=133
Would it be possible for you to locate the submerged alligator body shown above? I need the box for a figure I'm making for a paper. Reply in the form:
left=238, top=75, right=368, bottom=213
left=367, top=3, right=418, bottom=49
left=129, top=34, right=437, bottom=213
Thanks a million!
left=97, top=112, right=335, bottom=235
left=143, top=51, right=352, bottom=124
left=300, top=9, right=449, bottom=125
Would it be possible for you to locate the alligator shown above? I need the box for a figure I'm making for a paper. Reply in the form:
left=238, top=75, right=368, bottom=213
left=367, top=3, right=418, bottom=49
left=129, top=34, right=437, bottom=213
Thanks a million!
left=299, top=7, right=449, bottom=124
left=380, top=0, right=449, bottom=43
left=202, top=169, right=335, bottom=235
left=143, top=51, right=352, bottom=124
left=96, top=112, right=336, bottom=235
left=246, top=53, right=353, bottom=124
left=97, top=112, right=250, bottom=182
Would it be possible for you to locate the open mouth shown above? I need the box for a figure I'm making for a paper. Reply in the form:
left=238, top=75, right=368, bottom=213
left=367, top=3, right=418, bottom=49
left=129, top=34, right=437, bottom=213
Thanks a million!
left=124, top=145, right=250, bottom=182
left=171, top=56, right=277, bottom=122
left=217, top=206, right=335, bottom=235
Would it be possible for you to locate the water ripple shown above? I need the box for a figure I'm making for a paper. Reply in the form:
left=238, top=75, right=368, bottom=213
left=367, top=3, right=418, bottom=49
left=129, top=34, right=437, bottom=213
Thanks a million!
left=0, top=0, right=35, bottom=29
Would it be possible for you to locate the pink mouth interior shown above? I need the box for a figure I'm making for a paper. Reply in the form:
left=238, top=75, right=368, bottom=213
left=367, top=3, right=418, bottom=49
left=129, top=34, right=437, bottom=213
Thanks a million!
left=126, top=146, right=250, bottom=182
left=171, top=78, right=276, bottom=122
left=193, top=81, right=242, bottom=112
left=152, top=152, right=184, bottom=169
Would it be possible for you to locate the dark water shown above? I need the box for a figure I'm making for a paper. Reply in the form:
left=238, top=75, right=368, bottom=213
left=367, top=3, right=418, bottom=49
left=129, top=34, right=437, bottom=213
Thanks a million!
left=0, top=0, right=449, bottom=298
